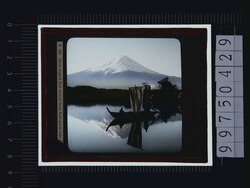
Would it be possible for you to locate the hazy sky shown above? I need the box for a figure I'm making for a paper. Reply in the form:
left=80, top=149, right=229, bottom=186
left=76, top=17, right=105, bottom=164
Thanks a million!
left=67, top=37, right=181, bottom=77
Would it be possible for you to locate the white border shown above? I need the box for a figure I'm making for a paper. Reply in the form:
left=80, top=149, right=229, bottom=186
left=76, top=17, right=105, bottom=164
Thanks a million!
left=38, top=24, right=212, bottom=166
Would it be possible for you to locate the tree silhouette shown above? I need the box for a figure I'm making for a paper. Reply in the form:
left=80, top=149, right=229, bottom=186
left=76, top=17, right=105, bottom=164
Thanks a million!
left=154, top=77, right=181, bottom=120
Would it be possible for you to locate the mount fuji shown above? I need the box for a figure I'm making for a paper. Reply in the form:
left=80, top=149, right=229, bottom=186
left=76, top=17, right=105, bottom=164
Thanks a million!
left=67, top=55, right=181, bottom=89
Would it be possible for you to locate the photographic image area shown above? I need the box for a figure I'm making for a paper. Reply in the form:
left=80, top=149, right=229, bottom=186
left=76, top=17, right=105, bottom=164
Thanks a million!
left=66, top=37, right=182, bottom=153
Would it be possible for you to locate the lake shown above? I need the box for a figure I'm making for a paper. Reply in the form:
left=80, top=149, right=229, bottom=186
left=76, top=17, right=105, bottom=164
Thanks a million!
left=67, top=105, right=182, bottom=153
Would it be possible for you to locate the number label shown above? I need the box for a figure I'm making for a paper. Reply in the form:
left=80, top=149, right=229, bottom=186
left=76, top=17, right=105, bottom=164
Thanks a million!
left=7, top=22, right=13, bottom=27
left=6, top=121, right=13, bottom=126
left=216, top=67, right=234, bottom=82
left=8, top=138, right=13, bottom=142
left=216, top=82, right=234, bottom=97
left=216, top=51, right=234, bottom=66
left=7, top=154, right=13, bottom=159
left=217, top=143, right=234, bottom=157
left=8, top=171, right=13, bottom=175
left=216, top=113, right=234, bottom=127
left=216, top=97, right=234, bottom=112
left=216, top=35, right=234, bottom=50
left=217, top=128, right=234, bottom=142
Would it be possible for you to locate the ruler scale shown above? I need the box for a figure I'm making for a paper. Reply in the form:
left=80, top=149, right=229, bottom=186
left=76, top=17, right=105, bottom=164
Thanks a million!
left=4, top=22, right=39, bottom=188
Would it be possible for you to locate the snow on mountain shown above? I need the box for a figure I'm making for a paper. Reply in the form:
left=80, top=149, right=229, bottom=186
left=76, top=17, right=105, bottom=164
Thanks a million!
left=87, top=55, right=160, bottom=75
left=67, top=55, right=181, bottom=89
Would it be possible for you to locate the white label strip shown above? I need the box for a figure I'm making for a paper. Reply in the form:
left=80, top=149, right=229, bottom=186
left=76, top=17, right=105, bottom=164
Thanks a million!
left=215, top=35, right=244, bottom=158
left=57, top=41, right=64, bottom=143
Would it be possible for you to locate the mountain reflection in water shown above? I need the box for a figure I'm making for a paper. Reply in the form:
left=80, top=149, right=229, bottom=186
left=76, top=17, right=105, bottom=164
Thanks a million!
left=67, top=105, right=182, bottom=153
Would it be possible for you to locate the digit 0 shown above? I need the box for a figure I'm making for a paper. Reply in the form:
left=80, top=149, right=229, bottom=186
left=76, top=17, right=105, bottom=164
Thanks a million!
left=219, top=86, right=232, bottom=93
left=7, top=22, right=13, bottom=27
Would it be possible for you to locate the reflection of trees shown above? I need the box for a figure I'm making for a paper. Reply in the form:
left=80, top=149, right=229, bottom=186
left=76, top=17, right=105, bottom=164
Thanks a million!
left=106, top=108, right=177, bottom=149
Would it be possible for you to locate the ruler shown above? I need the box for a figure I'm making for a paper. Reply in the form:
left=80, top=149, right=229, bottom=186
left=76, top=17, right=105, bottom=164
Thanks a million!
left=3, top=22, right=39, bottom=188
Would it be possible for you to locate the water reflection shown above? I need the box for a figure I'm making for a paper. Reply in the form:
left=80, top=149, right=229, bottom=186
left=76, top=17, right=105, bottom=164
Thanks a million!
left=106, top=107, right=179, bottom=150
left=67, top=105, right=182, bottom=153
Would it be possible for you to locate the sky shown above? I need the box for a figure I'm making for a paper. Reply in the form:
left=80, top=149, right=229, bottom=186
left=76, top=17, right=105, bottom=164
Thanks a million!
left=67, top=37, right=181, bottom=77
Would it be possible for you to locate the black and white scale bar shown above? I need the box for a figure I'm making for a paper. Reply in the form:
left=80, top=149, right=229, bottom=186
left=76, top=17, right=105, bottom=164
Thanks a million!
left=19, top=24, right=39, bottom=188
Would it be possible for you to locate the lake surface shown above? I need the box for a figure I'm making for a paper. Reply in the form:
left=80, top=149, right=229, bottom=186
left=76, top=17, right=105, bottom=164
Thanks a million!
left=67, top=105, right=182, bottom=153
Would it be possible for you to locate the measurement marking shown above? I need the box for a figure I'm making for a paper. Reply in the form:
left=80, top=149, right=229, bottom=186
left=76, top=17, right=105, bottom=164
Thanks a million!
left=22, top=27, right=37, bottom=29
left=22, top=76, right=38, bottom=78
left=13, top=121, right=35, bottom=124
left=21, top=36, right=37, bottom=39
left=13, top=89, right=36, bottom=92
left=14, top=55, right=36, bottom=58
left=22, top=144, right=37, bottom=147
left=21, top=30, right=37, bottom=34
left=21, top=161, right=37, bottom=164
left=21, top=102, right=37, bottom=105
left=21, top=180, right=39, bottom=183
left=22, top=118, right=38, bottom=123
left=21, top=94, right=37, bottom=97
left=22, top=122, right=37, bottom=127
left=21, top=95, right=38, bottom=98
left=21, top=129, right=37, bottom=132
left=21, top=96, right=37, bottom=99
left=22, top=83, right=37, bottom=86
left=22, top=79, right=37, bottom=82
left=13, top=40, right=36, bottom=43
left=21, top=126, right=37, bottom=129
left=22, top=157, right=37, bottom=161
left=22, top=80, right=37, bottom=83
left=22, top=112, right=37, bottom=114
left=21, top=174, right=38, bottom=177
left=12, top=138, right=34, bottom=141
left=21, top=46, right=37, bottom=49
left=22, top=84, right=37, bottom=86
left=22, top=115, right=37, bottom=118
left=21, top=59, right=37, bottom=61
left=21, top=33, right=37, bottom=36
left=21, top=69, right=37, bottom=72
left=12, top=155, right=29, bottom=158
left=21, top=147, right=37, bottom=150
left=12, top=105, right=36, bottom=108
left=21, top=149, right=37, bottom=152
left=21, top=53, right=37, bottom=56
left=14, top=24, right=36, bottom=26
left=21, top=66, right=38, bottom=68
left=21, top=177, right=39, bottom=180
left=21, top=43, right=37, bottom=46
left=13, top=72, right=36, bottom=75
left=22, top=50, right=37, bottom=53
left=21, top=184, right=39, bottom=187
left=21, top=133, right=37, bottom=136
left=22, top=140, right=37, bottom=143
left=21, top=159, right=37, bottom=161
left=22, top=164, right=38, bottom=167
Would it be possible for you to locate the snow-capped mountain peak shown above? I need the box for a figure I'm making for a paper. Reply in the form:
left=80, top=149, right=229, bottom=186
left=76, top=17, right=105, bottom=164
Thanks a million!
left=67, top=55, right=182, bottom=89
left=89, top=55, right=161, bottom=75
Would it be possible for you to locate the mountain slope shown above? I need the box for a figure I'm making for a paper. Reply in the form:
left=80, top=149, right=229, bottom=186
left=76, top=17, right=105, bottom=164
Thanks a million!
left=67, top=55, right=181, bottom=89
